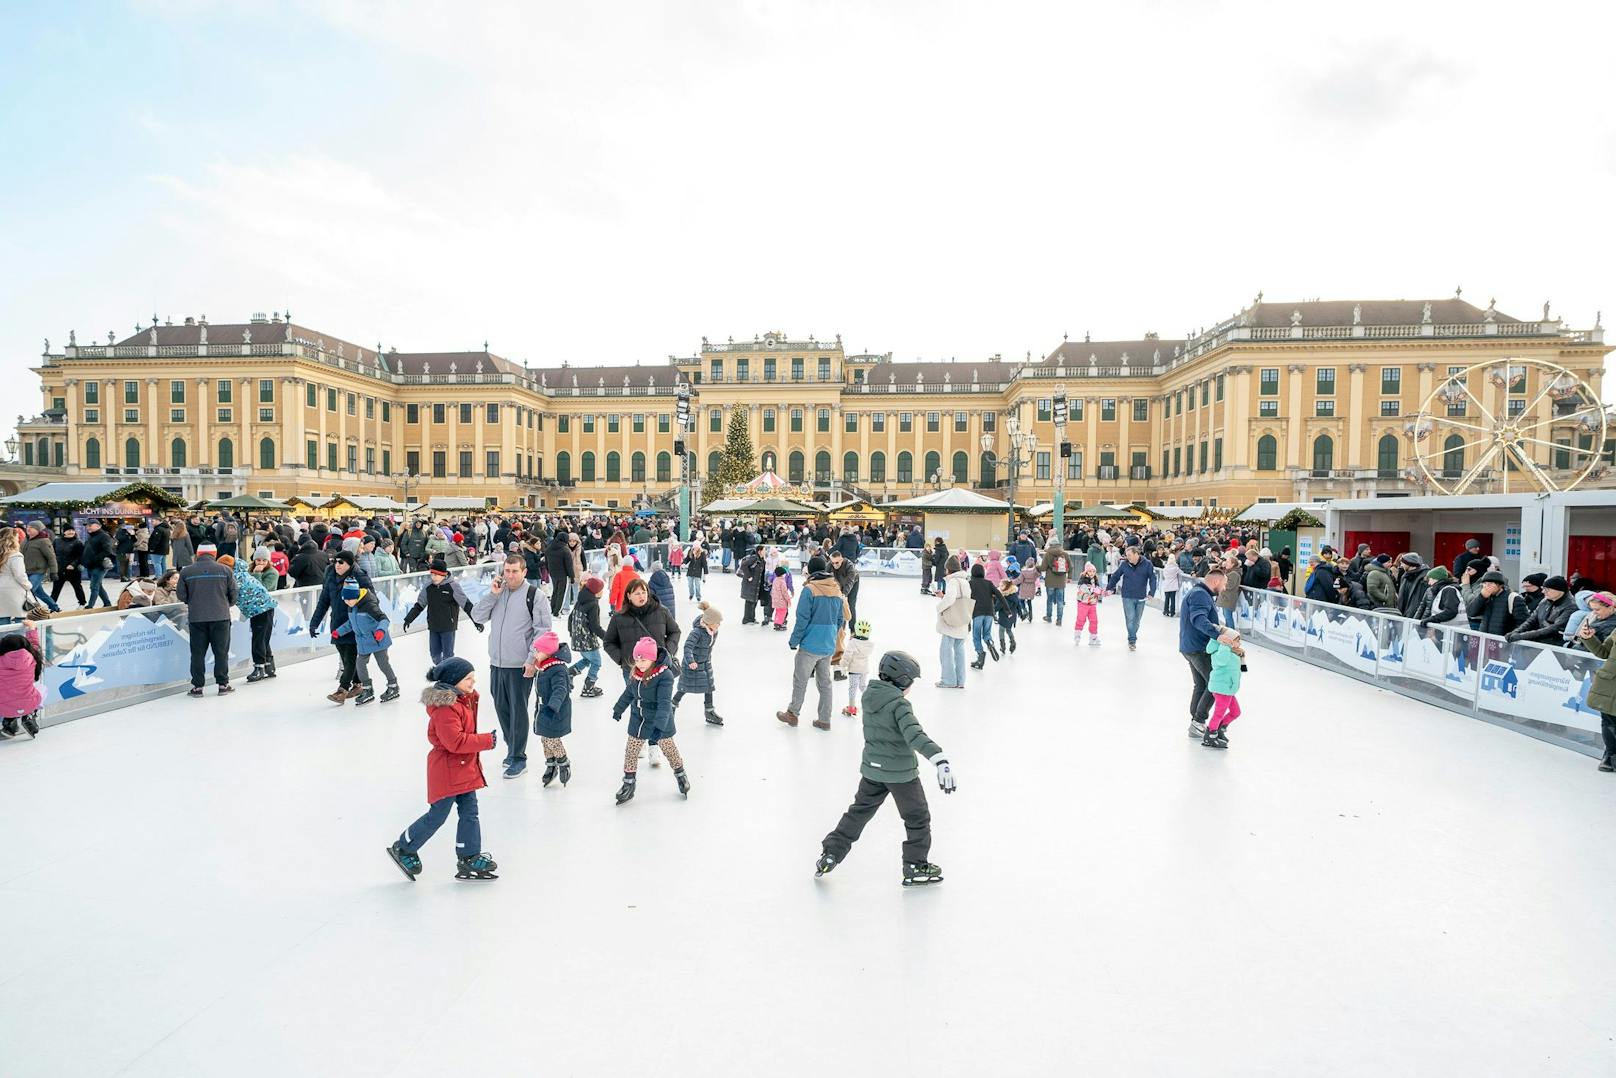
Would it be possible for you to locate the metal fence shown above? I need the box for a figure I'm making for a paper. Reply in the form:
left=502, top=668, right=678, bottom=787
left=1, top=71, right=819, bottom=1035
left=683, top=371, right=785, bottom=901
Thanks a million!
left=1233, top=586, right=1606, bottom=757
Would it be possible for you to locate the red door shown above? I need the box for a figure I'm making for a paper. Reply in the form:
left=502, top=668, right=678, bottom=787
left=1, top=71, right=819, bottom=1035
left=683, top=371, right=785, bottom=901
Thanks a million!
left=1568, top=535, right=1616, bottom=583
left=1344, top=530, right=1412, bottom=560
left=1434, top=530, right=1492, bottom=574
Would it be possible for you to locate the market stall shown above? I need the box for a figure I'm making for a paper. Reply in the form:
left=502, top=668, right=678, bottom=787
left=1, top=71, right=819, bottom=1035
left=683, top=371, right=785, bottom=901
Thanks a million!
left=881, top=488, right=1014, bottom=549
left=0, top=480, right=186, bottom=534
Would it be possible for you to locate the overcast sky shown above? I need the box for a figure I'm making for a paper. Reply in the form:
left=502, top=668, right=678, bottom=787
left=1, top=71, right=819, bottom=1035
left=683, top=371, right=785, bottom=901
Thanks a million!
left=3, top=0, right=1613, bottom=440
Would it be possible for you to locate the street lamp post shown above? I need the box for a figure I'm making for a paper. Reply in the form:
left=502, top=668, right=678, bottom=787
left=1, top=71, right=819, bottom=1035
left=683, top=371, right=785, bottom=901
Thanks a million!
left=1052, top=385, right=1069, bottom=544
left=982, top=419, right=1037, bottom=545
left=394, top=470, right=420, bottom=514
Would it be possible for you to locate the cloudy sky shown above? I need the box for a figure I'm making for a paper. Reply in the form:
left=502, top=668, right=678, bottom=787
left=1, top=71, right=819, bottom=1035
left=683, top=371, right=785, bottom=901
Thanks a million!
left=3, top=0, right=1613, bottom=437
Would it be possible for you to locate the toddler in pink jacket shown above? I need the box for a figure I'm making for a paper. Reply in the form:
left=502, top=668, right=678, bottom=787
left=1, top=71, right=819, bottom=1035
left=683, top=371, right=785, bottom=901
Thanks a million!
left=0, top=620, right=45, bottom=739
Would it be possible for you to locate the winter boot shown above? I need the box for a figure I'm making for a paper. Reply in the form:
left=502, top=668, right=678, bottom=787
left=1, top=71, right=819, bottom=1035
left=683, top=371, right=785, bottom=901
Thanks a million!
left=704, top=708, right=724, bottom=726
left=902, top=861, right=944, bottom=886
left=557, top=756, right=571, bottom=785
left=246, top=664, right=269, bottom=683
left=812, top=717, right=831, bottom=731
left=455, top=852, right=499, bottom=881
left=776, top=709, right=799, bottom=727
left=20, top=712, right=39, bottom=738
left=615, top=774, right=637, bottom=805
left=327, top=686, right=350, bottom=703
left=581, top=680, right=604, bottom=698
left=353, top=687, right=376, bottom=706
left=674, top=767, right=691, bottom=797
left=386, top=842, right=421, bottom=881
left=542, top=758, right=559, bottom=787
left=379, top=683, right=400, bottom=703
left=815, top=852, right=839, bottom=877
left=1188, top=720, right=1208, bottom=739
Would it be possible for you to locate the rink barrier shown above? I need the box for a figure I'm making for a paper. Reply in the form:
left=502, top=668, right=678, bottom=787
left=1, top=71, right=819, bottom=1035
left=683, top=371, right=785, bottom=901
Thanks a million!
left=1230, top=586, right=1606, bottom=758
left=596, top=544, right=930, bottom=578
left=3, top=562, right=504, bottom=731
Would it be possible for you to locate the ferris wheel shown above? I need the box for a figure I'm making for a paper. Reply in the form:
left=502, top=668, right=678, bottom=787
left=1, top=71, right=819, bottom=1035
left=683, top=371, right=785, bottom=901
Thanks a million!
left=1405, top=359, right=1609, bottom=495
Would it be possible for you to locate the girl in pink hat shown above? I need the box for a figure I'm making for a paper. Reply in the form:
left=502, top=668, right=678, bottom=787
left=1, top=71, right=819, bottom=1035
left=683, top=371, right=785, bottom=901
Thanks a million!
left=610, top=636, right=687, bottom=804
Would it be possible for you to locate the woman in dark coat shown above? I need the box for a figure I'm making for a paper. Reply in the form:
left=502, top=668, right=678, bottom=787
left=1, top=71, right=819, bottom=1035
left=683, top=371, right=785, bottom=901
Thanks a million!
left=544, top=532, right=575, bottom=617
left=737, top=550, right=765, bottom=624
left=602, top=578, right=682, bottom=680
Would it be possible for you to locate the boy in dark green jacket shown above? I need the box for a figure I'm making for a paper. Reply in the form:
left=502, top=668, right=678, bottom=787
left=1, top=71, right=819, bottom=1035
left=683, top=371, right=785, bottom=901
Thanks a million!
left=815, top=650, right=957, bottom=886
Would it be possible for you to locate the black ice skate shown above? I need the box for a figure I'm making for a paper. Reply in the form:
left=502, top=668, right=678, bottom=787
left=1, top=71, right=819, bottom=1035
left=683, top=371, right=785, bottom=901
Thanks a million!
left=386, top=842, right=421, bottom=882
left=353, top=687, right=376, bottom=706
left=557, top=756, right=571, bottom=785
left=615, top=774, right=637, bottom=805
left=20, top=712, right=39, bottom=737
left=455, top=852, right=499, bottom=881
left=264, top=659, right=277, bottom=678
left=1201, top=729, right=1220, bottom=748
left=0, top=717, right=17, bottom=739
left=815, top=853, right=838, bottom=877
left=246, top=664, right=269, bottom=683
left=379, top=683, right=400, bottom=703
left=902, top=862, right=944, bottom=886
left=580, top=681, right=603, bottom=698
left=704, top=708, right=724, bottom=726
left=542, top=759, right=559, bottom=787
left=674, top=767, right=691, bottom=797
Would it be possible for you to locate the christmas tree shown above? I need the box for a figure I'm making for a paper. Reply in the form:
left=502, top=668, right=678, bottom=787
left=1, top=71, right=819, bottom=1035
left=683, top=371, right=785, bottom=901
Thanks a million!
left=714, top=405, right=756, bottom=489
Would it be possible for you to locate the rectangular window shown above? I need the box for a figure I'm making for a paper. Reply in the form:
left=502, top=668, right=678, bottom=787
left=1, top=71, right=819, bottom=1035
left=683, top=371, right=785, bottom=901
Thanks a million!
left=327, top=388, right=337, bottom=411
left=216, top=408, right=231, bottom=424
left=872, top=412, right=885, bottom=433
left=382, top=401, right=391, bottom=423
left=406, top=450, right=419, bottom=475
left=709, top=358, right=723, bottom=382
left=1161, top=450, right=1169, bottom=477
left=346, top=445, right=357, bottom=473
left=608, top=414, right=620, bottom=434
left=1316, top=400, right=1335, bottom=417
left=954, top=411, right=967, bottom=432
left=899, top=412, right=913, bottom=433
left=1381, top=367, right=1402, bottom=395
left=170, top=408, right=185, bottom=423
left=1316, top=368, right=1336, bottom=395
left=328, top=442, right=339, bottom=472
left=85, top=382, right=100, bottom=404
left=533, top=413, right=542, bottom=430
left=365, top=447, right=375, bottom=474
left=432, top=451, right=446, bottom=478
left=170, top=380, right=185, bottom=404
left=791, top=408, right=803, bottom=433
left=1035, top=451, right=1051, bottom=480
left=1259, top=400, right=1279, bottom=418
left=259, top=379, right=274, bottom=403
left=657, top=414, right=668, bottom=433
left=1379, top=400, right=1400, bottom=417
left=1214, top=438, right=1223, bottom=471
left=845, top=412, right=857, bottom=433
left=1175, top=392, right=1183, bottom=416
left=927, top=411, right=940, bottom=433
left=897, top=455, right=912, bottom=482
left=791, top=357, right=804, bottom=381
left=709, top=408, right=721, bottom=433
left=1507, top=398, right=1526, bottom=417
left=1037, top=399, right=1051, bottom=422
left=1173, top=447, right=1182, bottom=476
left=307, top=383, right=318, bottom=408
left=84, top=408, right=98, bottom=422
left=818, top=357, right=831, bottom=381
left=433, top=403, right=446, bottom=424
left=583, top=415, right=595, bottom=433
left=382, top=449, right=391, bottom=474
left=633, top=414, right=645, bottom=433
left=1132, top=399, right=1148, bottom=422
left=1259, top=368, right=1279, bottom=395
left=1200, top=381, right=1209, bottom=407
left=982, top=412, right=996, bottom=432
left=1101, top=398, right=1116, bottom=422
left=486, top=450, right=500, bottom=477
left=817, top=408, right=830, bottom=433
left=306, top=440, right=319, bottom=470
left=1067, top=450, right=1082, bottom=481
left=406, top=403, right=419, bottom=424
left=123, top=407, right=138, bottom=423
left=559, top=415, right=570, bottom=433
left=364, top=396, right=374, bottom=420
left=764, top=357, right=776, bottom=382
left=124, top=380, right=140, bottom=404
left=1070, top=399, right=1084, bottom=422
left=459, top=403, right=472, bottom=425
left=736, top=358, right=749, bottom=382
left=217, top=380, right=232, bottom=404
left=763, top=408, right=776, bottom=433
left=1215, top=375, right=1225, bottom=402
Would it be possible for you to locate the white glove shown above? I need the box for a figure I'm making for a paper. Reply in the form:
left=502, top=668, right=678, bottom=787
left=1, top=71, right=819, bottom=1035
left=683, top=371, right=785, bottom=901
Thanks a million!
left=929, top=753, right=956, bottom=794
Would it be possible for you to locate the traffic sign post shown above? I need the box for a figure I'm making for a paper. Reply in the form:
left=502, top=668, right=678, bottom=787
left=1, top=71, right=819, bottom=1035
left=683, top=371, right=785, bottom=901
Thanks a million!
left=1052, top=386, right=1068, bottom=545
left=676, top=383, right=692, bottom=542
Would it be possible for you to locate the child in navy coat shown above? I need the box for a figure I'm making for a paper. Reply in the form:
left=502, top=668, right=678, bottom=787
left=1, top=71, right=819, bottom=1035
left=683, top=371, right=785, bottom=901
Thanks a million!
left=612, top=636, right=687, bottom=804
left=673, top=601, right=724, bottom=726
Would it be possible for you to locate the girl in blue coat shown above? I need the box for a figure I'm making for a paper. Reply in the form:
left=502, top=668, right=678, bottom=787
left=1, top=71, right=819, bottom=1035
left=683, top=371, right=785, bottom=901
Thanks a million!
left=338, top=578, right=398, bottom=705
left=524, top=630, right=575, bottom=787
left=673, top=601, right=724, bottom=726
left=612, top=636, right=687, bottom=804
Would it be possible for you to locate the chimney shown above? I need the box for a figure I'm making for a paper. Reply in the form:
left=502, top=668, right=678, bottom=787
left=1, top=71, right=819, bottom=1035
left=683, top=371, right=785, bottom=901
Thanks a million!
left=183, top=316, right=195, bottom=326
left=251, top=312, right=269, bottom=324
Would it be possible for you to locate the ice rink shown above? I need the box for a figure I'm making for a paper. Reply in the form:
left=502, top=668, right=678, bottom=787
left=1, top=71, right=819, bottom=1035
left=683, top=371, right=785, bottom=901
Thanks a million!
left=2, top=571, right=1614, bottom=1077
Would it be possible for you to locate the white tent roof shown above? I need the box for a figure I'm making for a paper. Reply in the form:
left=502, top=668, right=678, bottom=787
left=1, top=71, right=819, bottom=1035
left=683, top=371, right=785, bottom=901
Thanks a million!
left=701, top=498, right=755, bottom=513
left=346, top=495, right=406, bottom=511
left=883, top=488, right=1011, bottom=511
left=0, top=482, right=135, bottom=504
left=1233, top=501, right=1327, bottom=523
left=1145, top=505, right=1207, bottom=519
left=425, top=497, right=489, bottom=511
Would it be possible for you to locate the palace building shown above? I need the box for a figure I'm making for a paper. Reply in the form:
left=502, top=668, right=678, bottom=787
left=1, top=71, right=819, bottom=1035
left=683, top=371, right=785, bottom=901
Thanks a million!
left=19, top=297, right=1611, bottom=509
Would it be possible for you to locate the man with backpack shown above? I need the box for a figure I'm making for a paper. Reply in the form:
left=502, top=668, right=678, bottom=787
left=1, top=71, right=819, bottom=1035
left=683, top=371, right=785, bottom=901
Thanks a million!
left=470, top=554, right=551, bottom=780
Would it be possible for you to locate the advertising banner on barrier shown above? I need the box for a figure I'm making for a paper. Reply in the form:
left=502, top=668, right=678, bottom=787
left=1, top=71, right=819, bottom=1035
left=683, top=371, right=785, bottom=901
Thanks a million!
left=1473, top=637, right=1604, bottom=735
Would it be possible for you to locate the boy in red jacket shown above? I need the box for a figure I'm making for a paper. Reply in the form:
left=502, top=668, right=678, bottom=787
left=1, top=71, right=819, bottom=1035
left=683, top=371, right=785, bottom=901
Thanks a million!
left=386, top=657, right=502, bottom=881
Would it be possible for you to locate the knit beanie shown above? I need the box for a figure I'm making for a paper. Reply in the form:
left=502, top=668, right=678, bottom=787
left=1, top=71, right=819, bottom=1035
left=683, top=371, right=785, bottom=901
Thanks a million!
left=632, top=636, right=658, bottom=662
left=1542, top=575, right=1569, bottom=592
left=1479, top=570, right=1508, bottom=586
left=341, top=578, right=361, bottom=599
left=698, top=601, right=723, bottom=627
left=807, top=555, right=827, bottom=574
left=532, top=631, right=561, bottom=656
left=197, top=543, right=217, bottom=556
left=427, top=656, right=474, bottom=689
left=1426, top=566, right=1451, bottom=582
left=1399, top=553, right=1423, bottom=567
left=1522, top=572, right=1548, bottom=588
left=583, top=575, right=605, bottom=595
left=1374, top=554, right=1391, bottom=565
left=428, top=555, right=448, bottom=574
left=216, top=554, right=235, bottom=568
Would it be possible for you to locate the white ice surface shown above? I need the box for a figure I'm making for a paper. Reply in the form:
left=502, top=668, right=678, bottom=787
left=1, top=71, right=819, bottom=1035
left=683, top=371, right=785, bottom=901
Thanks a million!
left=1, top=574, right=1614, bottom=1077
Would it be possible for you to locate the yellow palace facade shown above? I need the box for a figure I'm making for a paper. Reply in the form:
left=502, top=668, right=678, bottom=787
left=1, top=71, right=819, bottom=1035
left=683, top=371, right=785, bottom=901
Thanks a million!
left=20, top=297, right=1611, bottom=511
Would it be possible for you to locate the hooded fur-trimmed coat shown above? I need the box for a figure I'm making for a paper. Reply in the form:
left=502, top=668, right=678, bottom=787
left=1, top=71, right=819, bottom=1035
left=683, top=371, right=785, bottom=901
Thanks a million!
left=421, top=685, right=494, bottom=803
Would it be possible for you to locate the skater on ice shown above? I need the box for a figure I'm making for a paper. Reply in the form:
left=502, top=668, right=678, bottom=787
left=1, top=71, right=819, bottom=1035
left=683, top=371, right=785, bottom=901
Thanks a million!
left=523, top=631, right=574, bottom=787
left=612, top=636, right=689, bottom=804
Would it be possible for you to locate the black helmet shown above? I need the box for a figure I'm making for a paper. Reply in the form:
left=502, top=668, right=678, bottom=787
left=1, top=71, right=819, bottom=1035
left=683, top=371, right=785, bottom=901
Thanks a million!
left=877, top=650, right=922, bottom=690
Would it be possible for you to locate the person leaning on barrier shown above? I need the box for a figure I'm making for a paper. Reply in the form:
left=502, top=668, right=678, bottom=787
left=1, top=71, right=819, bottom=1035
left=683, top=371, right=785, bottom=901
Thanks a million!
left=1505, top=576, right=1575, bottom=645
left=1417, top=567, right=1463, bottom=628
left=1466, top=571, right=1528, bottom=637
